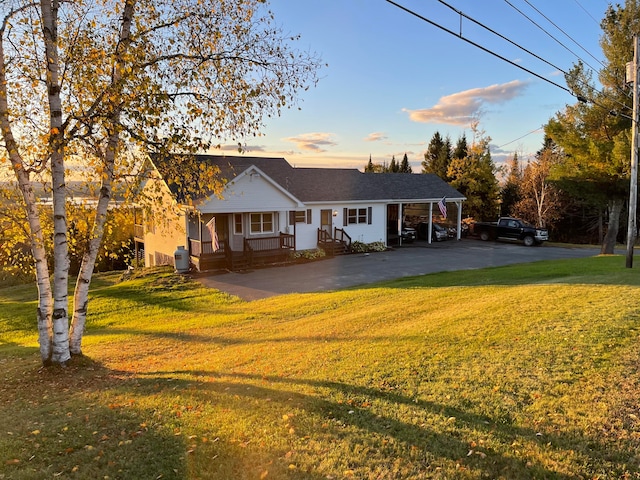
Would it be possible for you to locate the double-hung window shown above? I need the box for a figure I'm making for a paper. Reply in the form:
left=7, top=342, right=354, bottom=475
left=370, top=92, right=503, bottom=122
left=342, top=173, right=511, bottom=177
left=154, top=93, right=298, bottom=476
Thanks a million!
left=250, top=213, right=274, bottom=234
left=234, top=213, right=243, bottom=235
left=345, top=207, right=371, bottom=225
left=289, top=209, right=312, bottom=225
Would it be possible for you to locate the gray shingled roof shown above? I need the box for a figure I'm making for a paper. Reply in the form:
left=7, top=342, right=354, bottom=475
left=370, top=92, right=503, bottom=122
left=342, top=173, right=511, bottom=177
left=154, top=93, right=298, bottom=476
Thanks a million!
left=153, top=154, right=465, bottom=203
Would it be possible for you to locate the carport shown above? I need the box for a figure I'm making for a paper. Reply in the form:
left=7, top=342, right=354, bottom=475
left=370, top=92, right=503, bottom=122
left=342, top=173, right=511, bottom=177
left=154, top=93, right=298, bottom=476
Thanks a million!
left=388, top=197, right=465, bottom=246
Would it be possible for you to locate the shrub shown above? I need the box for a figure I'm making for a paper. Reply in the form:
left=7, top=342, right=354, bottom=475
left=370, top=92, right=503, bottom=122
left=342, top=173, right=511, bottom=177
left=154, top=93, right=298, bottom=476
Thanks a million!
left=350, top=241, right=367, bottom=253
left=350, top=241, right=386, bottom=253
left=292, top=248, right=326, bottom=261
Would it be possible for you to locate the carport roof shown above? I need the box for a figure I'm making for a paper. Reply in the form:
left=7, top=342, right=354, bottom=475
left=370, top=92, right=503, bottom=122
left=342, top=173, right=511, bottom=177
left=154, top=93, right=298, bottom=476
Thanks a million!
left=152, top=154, right=466, bottom=204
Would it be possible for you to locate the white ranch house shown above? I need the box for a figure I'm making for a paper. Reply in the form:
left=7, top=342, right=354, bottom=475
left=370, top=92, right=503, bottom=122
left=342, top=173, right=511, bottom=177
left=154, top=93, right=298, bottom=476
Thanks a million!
left=135, top=155, right=466, bottom=271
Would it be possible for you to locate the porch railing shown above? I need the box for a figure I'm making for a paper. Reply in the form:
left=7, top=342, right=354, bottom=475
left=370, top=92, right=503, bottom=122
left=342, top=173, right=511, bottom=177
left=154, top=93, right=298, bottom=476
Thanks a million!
left=244, top=233, right=294, bottom=252
left=188, top=238, right=226, bottom=257
left=333, top=227, right=352, bottom=249
left=134, top=224, right=144, bottom=240
left=189, top=233, right=293, bottom=258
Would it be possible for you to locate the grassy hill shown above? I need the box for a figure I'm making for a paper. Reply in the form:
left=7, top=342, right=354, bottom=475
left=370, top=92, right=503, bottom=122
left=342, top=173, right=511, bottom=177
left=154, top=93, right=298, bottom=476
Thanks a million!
left=1, top=256, right=639, bottom=479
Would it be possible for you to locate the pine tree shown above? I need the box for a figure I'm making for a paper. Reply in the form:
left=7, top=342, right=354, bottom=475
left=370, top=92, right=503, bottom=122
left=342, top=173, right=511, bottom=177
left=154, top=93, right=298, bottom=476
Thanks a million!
left=365, top=155, right=374, bottom=172
left=448, top=123, right=499, bottom=221
left=400, top=153, right=412, bottom=173
left=423, top=132, right=451, bottom=179
left=500, top=152, right=522, bottom=216
left=545, top=1, right=639, bottom=253
left=453, top=134, right=468, bottom=160
left=389, top=156, right=398, bottom=173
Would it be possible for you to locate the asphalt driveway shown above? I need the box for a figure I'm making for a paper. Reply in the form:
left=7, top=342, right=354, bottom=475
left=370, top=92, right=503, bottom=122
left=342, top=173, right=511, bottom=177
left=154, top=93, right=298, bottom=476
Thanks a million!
left=196, top=239, right=602, bottom=301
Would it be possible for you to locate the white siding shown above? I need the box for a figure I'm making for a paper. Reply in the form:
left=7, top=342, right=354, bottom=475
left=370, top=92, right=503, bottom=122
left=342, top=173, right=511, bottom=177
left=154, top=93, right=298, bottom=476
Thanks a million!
left=198, top=173, right=299, bottom=213
left=141, top=178, right=189, bottom=266
left=292, top=203, right=388, bottom=251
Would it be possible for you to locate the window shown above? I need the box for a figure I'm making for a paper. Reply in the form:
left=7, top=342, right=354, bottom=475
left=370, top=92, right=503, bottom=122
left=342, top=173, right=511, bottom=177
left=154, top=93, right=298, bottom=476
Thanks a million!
left=346, top=207, right=370, bottom=225
left=250, top=213, right=274, bottom=233
left=234, top=214, right=243, bottom=235
left=292, top=209, right=312, bottom=224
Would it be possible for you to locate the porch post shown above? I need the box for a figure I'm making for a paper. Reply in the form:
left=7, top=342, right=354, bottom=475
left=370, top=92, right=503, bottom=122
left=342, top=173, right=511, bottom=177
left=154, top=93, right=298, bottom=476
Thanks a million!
left=457, top=200, right=463, bottom=241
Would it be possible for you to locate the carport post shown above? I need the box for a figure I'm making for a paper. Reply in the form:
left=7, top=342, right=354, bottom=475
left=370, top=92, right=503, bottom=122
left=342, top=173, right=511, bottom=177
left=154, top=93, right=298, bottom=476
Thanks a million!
left=428, top=202, right=433, bottom=244
left=457, top=200, right=462, bottom=240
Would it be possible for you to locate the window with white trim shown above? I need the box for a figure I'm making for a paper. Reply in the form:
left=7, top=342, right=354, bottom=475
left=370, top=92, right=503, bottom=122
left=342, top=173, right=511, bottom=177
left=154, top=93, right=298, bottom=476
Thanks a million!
left=347, top=207, right=369, bottom=224
left=250, top=212, right=274, bottom=233
left=234, top=213, right=243, bottom=235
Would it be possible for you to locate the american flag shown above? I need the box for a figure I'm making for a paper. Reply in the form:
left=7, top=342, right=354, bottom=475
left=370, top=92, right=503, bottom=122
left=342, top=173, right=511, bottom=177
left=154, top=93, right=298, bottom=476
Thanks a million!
left=437, top=197, right=447, bottom=219
left=205, top=216, right=220, bottom=252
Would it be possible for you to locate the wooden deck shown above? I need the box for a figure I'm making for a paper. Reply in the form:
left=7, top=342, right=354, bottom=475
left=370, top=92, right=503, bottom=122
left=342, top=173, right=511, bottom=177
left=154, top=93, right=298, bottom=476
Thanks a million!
left=188, top=233, right=295, bottom=272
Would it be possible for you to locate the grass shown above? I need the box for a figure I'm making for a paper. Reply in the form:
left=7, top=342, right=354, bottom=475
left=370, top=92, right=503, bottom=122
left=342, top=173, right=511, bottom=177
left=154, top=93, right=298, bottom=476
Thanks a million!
left=0, top=256, right=640, bottom=479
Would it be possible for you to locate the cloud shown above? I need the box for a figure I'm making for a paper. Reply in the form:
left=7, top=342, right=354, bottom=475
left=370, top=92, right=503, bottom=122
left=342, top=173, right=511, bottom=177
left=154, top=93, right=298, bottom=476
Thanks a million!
left=403, top=80, right=529, bottom=126
left=283, top=132, right=338, bottom=152
left=364, top=132, right=387, bottom=142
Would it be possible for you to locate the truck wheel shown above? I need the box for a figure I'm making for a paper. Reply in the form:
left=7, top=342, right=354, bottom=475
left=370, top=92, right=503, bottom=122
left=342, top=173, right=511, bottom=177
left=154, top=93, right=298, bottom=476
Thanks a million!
left=479, top=231, right=490, bottom=241
left=523, top=235, right=535, bottom=247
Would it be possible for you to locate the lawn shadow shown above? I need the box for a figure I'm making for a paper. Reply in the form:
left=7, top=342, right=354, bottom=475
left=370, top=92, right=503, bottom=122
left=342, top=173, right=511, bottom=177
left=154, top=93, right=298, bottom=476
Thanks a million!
left=0, top=354, right=188, bottom=480
left=125, top=368, right=638, bottom=479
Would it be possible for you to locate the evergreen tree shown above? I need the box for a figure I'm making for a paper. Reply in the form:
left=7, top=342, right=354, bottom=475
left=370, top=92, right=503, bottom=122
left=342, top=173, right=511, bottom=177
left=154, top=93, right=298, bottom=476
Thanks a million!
left=500, top=152, right=522, bottom=216
left=389, top=155, right=398, bottom=173
left=453, top=134, right=468, bottom=160
left=422, top=132, right=450, bottom=179
left=365, top=155, right=374, bottom=172
left=447, top=123, right=500, bottom=221
left=400, top=153, right=412, bottom=173
left=545, top=1, right=639, bottom=253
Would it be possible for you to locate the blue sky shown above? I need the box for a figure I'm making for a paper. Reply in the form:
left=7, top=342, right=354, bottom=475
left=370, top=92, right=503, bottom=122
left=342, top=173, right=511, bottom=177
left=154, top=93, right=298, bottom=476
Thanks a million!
left=238, top=0, right=611, bottom=172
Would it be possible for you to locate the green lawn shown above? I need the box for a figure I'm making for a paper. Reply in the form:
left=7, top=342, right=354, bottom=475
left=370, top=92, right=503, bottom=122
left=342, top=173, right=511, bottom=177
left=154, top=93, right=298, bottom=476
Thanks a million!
left=1, top=256, right=639, bottom=479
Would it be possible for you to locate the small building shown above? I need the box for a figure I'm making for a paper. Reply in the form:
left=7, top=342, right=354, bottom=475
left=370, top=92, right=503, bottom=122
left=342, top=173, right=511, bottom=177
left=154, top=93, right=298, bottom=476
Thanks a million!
left=134, top=155, right=466, bottom=271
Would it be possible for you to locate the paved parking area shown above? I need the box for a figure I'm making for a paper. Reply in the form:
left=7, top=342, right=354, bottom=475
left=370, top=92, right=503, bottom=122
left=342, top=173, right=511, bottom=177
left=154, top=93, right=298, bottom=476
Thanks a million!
left=196, top=239, right=602, bottom=301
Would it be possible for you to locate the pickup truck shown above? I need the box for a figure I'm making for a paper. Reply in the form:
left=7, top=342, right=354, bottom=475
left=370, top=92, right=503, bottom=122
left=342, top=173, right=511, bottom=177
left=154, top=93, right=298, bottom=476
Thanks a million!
left=472, top=217, right=549, bottom=246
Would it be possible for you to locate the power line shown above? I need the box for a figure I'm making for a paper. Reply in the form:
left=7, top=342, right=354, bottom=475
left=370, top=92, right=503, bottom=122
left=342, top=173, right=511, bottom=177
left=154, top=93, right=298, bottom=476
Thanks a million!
left=436, top=0, right=572, bottom=85
left=509, top=0, right=606, bottom=75
left=508, top=0, right=631, bottom=106
left=573, top=0, right=601, bottom=26
left=386, top=0, right=631, bottom=117
left=384, top=0, right=574, bottom=96
left=497, top=127, right=543, bottom=149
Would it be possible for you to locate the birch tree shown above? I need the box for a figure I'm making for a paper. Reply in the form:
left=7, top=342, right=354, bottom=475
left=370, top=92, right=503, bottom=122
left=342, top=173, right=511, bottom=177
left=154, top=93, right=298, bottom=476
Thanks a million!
left=0, top=0, right=321, bottom=365
left=512, top=141, right=563, bottom=229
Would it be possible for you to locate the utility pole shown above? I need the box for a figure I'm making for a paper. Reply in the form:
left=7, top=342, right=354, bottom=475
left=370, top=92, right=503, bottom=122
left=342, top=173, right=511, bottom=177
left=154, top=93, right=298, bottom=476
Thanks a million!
left=626, top=36, right=640, bottom=268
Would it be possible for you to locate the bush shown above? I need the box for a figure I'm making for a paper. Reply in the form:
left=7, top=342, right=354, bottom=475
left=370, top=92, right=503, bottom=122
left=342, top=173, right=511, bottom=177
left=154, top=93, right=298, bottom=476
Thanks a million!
left=292, top=248, right=326, bottom=261
left=350, top=241, right=386, bottom=253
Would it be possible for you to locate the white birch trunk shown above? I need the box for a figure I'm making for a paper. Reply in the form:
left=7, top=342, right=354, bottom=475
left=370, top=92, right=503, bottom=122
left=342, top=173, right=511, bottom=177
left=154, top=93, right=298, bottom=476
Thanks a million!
left=69, top=0, right=136, bottom=354
left=70, top=178, right=112, bottom=354
left=0, top=16, right=55, bottom=364
left=41, top=0, right=70, bottom=364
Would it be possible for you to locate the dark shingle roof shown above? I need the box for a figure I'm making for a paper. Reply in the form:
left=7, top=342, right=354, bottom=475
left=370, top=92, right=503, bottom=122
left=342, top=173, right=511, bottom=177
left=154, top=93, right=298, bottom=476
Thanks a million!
left=152, top=154, right=465, bottom=203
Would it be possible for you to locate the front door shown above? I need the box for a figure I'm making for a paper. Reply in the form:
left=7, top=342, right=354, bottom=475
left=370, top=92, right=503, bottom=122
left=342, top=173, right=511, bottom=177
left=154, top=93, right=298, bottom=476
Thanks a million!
left=321, top=209, right=333, bottom=236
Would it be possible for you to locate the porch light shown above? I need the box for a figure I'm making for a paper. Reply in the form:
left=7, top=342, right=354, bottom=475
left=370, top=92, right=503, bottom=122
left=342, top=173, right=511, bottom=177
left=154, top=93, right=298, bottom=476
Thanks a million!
left=332, top=210, right=338, bottom=217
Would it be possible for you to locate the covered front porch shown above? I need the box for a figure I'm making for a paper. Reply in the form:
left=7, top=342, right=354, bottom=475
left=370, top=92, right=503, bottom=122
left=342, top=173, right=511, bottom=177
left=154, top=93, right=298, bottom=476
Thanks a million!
left=186, top=212, right=296, bottom=271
